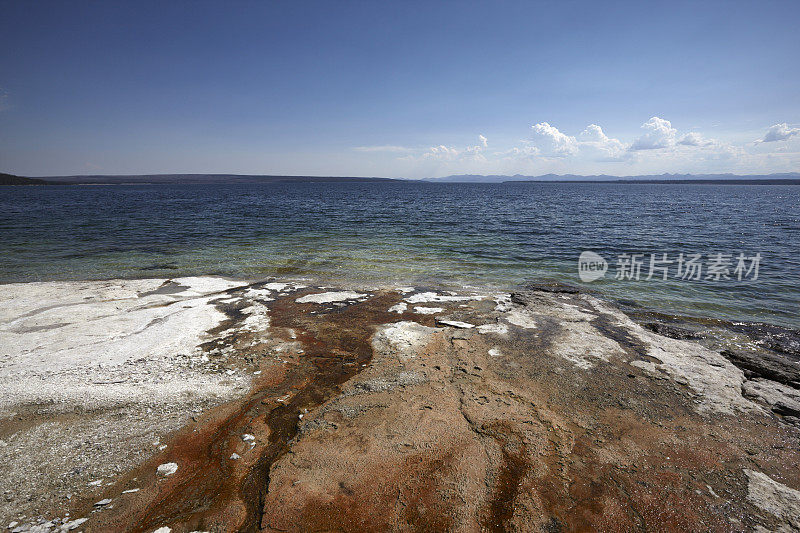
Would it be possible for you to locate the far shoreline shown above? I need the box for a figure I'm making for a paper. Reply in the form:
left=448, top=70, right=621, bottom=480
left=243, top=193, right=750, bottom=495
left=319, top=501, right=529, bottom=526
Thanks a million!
left=3, top=171, right=800, bottom=186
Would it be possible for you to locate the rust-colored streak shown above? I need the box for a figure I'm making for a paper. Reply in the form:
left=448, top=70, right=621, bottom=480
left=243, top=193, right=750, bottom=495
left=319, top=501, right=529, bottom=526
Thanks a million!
left=252, top=290, right=440, bottom=531
left=478, top=422, right=530, bottom=533
left=74, top=287, right=413, bottom=533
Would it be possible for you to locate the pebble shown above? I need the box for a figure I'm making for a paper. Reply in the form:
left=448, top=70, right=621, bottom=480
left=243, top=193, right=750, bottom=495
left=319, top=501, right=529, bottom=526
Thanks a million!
left=61, top=518, right=88, bottom=531
left=157, top=462, right=178, bottom=477
left=436, top=319, right=475, bottom=329
left=94, top=498, right=112, bottom=506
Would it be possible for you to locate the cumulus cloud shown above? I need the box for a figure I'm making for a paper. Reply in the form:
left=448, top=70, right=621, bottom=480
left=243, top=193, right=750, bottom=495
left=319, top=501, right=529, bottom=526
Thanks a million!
left=530, top=122, right=578, bottom=156
left=578, top=124, right=626, bottom=159
left=493, top=117, right=755, bottom=168
left=757, top=123, right=800, bottom=143
left=423, top=145, right=461, bottom=160
left=524, top=122, right=625, bottom=161
left=629, top=117, right=677, bottom=150
left=423, top=135, right=488, bottom=162
left=502, top=117, right=750, bottom=168
left=384, top=117, right=798, bottom=176
left=578, top=124, right=608, bottom=143
left=677, top=132, right=710, bottom=146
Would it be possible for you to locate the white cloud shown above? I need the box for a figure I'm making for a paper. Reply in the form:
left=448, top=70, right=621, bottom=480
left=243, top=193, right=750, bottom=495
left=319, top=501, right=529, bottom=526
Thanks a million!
left=578, top=124, right=608, bottom=143
left=354, top=145, right=412, bottom=152
left=371, top=118, right=800, bottom=177
left=757, top=123, right=800, bottom=143
left=677, top=132, right=713, bottom=147
left=490, top=117, right=758, bottom=171
left=518, top=122, right=626, bottom=161
left=530, top=122, right=578, bottom=156
left=495, top=145, right=540, bottom=159
left=423, top=145, right=460, bottom=160
left=629, top=117, right=677, bottom=151
left=423, top=135, right=488, bottom=162
left=578, top=124, right=626, bottom=159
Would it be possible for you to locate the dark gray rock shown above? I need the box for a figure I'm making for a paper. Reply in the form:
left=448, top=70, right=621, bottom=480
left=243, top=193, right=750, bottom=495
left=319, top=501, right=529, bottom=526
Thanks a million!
left=721, top=349, right=800, bottom=388
left=643, top=322, right=702, bottom=340
left=772, top=401, right=800, bottom=418
left=522, top=281, right=582, bottom=294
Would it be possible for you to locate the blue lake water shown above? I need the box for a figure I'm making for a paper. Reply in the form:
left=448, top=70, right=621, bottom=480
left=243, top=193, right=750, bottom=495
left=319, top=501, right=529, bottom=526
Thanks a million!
left=1, top=182, right=798, bottom=327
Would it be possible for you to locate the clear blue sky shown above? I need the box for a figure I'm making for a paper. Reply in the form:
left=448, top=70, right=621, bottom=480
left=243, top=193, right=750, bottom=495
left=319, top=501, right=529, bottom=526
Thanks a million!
left=1, top=0, right=799, bottom=177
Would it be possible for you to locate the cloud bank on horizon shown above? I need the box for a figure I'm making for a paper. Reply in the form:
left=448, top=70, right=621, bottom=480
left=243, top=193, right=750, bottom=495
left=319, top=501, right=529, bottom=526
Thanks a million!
left=356, top=118, right=800, bottom=178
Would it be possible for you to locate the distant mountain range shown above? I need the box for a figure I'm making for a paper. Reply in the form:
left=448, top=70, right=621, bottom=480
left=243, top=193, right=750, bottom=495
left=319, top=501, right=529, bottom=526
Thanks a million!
left=426, top=172, right=800, bottom=183
left=4, top=174, right=398, bottom=185
left=2, top=171, right=799, bottom=185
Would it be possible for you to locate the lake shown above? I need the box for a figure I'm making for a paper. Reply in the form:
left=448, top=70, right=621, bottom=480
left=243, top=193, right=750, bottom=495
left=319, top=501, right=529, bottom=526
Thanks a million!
left=1, top=182, right=798, bottom=327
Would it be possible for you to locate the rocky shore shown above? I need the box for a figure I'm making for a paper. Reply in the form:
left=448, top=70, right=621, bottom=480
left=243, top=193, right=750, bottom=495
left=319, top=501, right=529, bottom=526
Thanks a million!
left=1, top=277, right=799, bottom=532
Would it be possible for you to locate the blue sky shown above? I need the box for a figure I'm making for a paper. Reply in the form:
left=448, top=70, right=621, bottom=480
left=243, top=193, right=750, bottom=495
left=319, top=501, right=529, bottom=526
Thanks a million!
left=1, top=0, right=799, bottom=178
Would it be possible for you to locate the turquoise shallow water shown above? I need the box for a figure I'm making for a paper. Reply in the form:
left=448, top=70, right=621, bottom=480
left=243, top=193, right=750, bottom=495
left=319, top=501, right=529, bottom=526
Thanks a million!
left=1, top=182, right=798, bottom=327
